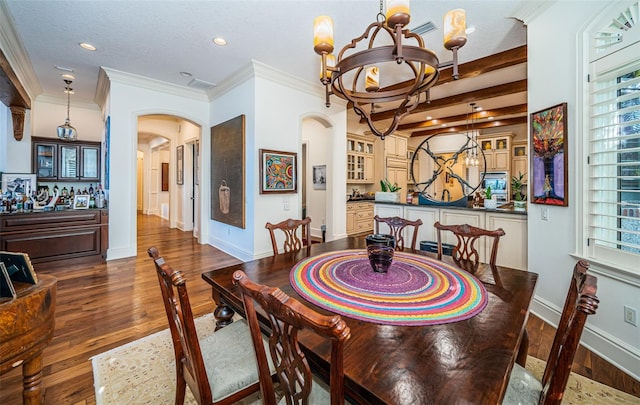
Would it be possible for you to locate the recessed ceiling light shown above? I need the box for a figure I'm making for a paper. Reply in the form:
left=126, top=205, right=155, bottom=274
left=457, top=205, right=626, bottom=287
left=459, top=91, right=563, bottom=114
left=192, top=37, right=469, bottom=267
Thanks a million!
left=426, top=116, right=432, bottom=120
left=441, top=123, right=447, bottom=127
left=61, top=73, right=75, bottom=80
left=212, top=37, right=227, bottom=46
left=180, top=71, right=193, bottom=78
left=79, top=42, right=96, bottom=51
left=465, top=27, right=476, bottom=35
left=488, top=116, right=494, bottom=120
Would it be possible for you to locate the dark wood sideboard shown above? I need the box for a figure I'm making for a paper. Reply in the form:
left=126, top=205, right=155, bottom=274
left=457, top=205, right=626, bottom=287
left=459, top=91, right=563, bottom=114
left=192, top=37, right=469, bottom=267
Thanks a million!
left=0, top=209, right=108, bottom=270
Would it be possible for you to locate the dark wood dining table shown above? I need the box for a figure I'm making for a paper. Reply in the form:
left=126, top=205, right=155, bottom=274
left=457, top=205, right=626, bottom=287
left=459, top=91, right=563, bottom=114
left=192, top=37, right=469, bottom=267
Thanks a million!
left=201, top=237, right=538, bottom=405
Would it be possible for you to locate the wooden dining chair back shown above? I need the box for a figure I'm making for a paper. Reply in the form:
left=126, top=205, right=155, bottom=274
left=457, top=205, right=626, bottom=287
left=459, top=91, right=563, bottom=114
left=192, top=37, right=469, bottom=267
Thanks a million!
left=373, top=215, right=423, bottom=253
left=505, top=260, right=599, bottom=405
left=433, top=221, right=505, bottom=272
left=147, top=247, right=263, bottom=405
left=266, top=217, right=311, bottom=255
left=233, top=270, right=351, bottom=405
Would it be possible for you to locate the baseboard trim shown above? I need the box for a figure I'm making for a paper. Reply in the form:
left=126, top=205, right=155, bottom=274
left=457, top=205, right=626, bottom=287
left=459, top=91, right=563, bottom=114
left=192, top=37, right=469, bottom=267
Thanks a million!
left=531, top=297, right=640, bottom=382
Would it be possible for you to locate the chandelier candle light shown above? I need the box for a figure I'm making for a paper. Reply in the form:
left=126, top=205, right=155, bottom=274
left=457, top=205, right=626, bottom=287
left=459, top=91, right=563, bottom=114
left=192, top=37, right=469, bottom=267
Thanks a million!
left=314, top=0, right=467, bottom=139
left=57, top=79, right=78, bottom=141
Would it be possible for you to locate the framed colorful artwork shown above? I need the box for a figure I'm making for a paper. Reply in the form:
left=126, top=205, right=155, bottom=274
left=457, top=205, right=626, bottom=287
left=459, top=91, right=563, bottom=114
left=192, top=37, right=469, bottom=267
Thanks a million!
left=260, top=149, right=297, bottom=194
left=530, top=102, right=568, bottom=206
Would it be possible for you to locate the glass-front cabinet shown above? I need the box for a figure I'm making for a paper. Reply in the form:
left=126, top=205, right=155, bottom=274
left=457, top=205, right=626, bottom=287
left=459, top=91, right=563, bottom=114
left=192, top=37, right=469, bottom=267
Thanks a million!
left=32, top=137, right=101, bottom=182
left=81, top=146, right=100, bottom=180
left=346, top=134, right=375, bottom=183
left=60, top=145, right=79, bottom=179
left=34, top=141, right=58, bottom=180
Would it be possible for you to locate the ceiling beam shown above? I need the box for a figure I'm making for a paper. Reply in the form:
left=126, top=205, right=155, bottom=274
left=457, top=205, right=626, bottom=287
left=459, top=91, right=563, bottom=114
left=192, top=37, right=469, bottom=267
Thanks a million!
left=367, top=79, right=528, bottom=123
left=375, top=45, right=527, bottom=95
left=0, top=47, right=30, bottom=110
left=398, top=104, right=528, bottom=132
left=437, top=45, right=527, bottom=85
left=410, top=116, right=528, bottom=138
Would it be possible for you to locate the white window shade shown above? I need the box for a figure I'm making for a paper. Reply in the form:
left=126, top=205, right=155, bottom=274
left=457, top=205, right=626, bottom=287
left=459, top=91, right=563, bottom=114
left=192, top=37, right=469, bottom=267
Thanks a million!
left=588, top=41, right=640, bottom=273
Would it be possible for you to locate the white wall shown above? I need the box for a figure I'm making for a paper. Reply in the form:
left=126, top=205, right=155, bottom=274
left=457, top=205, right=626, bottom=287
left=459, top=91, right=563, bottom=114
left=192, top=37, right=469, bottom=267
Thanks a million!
left=302, top=117, right=330, bottom=239
left=208, top=62, right=347, bottom=261
left=104, top=70, right=209, bottom=260
left=526, top=1, right=640, bottom=379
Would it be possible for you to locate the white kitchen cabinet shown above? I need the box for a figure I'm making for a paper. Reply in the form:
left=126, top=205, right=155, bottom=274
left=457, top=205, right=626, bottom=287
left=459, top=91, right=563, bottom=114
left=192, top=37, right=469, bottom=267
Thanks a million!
left=385, top=134, right=408, bottom=158
left=374, top=203, right=528, bottom=270
left=347, top=134, right=375, bottom=183
left=347, top=201, right=374, bottom=235
left=486, top=212, right=528, bottom=270
left=479, top=133, right=513, bottom=172
left=511, top=141, right=528, bottom=184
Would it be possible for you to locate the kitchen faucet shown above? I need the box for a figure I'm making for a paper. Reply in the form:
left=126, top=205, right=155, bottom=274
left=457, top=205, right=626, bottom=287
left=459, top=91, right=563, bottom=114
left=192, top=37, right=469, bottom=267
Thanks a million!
left=441, top=189, right=451, bottom=202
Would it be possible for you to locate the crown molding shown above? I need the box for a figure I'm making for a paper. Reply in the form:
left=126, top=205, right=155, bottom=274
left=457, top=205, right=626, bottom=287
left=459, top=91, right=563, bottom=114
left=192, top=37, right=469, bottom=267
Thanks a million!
left=100, top=67, right=210, bottom=103
left=35, top=94, right=101, bottom=111
left=0, top=0, right=41, bottom=101
left=208, top=59, right=332, bottom=104
left=511, top=0, right=556, bottom=24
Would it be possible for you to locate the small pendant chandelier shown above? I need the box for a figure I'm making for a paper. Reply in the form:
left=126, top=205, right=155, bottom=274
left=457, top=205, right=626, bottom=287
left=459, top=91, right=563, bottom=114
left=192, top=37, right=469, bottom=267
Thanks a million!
left=57, top=79, right=77, bottom=141
left=465, top=102, right=480, bottom=167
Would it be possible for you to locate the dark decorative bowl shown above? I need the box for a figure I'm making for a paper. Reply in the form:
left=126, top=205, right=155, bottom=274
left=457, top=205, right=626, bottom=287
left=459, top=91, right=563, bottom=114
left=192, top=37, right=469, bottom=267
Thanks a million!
left=365, top=234, right=396, bottom=273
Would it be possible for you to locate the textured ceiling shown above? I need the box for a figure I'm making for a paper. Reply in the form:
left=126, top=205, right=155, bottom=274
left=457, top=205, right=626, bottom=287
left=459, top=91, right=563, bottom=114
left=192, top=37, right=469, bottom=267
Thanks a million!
left=3, top=0, right=529, bottom=106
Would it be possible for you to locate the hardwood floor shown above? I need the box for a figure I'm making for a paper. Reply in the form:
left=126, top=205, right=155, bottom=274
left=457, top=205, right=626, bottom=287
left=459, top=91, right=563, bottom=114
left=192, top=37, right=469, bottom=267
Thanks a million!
left=1, top=214, right=638, bottom=404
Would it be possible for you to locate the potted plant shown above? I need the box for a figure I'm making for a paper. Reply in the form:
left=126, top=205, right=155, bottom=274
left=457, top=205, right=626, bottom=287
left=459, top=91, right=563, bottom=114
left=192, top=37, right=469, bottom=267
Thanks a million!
left=375, top=178, right=402, bottom=203
left=483, top=186, right=497, bottom=209
left=511, top=172, right=527, bottom=211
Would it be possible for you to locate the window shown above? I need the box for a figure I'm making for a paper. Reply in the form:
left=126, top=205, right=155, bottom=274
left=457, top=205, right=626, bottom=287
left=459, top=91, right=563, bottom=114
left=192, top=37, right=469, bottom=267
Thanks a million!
left=587, top=41, right=640, bottom=273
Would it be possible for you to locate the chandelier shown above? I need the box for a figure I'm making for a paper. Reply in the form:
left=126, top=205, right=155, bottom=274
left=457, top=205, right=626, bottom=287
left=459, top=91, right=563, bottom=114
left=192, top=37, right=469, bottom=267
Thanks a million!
left=56, top=79, right=78, bottom=141
left=465, top=102, right=480, bottom=167
left=314, top=0, right=467, bottom=139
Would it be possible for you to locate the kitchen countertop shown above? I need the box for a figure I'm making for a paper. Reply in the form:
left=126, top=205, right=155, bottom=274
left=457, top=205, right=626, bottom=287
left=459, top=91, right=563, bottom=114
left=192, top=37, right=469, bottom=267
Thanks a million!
left=374, top=200, right=528, bottom=216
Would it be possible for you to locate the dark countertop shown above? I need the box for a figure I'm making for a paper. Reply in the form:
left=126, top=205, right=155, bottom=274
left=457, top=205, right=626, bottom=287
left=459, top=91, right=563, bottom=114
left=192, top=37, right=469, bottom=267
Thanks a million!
left=374, top=201, right=528, bottom=216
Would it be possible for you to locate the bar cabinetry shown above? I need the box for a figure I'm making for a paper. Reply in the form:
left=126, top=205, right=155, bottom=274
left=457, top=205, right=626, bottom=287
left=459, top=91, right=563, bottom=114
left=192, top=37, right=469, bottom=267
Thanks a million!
left=32, top=137, right=101, bottom=182
left=0, top=209, right=108, bottom=269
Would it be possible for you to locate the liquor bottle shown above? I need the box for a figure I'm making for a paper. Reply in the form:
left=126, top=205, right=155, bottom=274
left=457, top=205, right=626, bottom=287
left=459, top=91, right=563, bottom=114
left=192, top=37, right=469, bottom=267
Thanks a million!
left=88, top=184, right=94, bottom=195
left=70, top=187, right=75, bottom=198
left=96, top=184, right=105, bottom=208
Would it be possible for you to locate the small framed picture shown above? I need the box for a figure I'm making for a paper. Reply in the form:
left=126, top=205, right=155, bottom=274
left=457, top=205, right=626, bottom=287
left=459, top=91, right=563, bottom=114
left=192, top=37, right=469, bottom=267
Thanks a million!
left=176, top=145, right=184, bottom=185
left=73, top=194, right=90, bottom=209
left=313, top=165, right=326, bottom=190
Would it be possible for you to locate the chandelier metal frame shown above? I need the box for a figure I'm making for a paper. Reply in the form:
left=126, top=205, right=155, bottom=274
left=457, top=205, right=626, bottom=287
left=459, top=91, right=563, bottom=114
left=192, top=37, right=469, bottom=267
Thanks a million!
left=314, top=1, right=466, bottom=139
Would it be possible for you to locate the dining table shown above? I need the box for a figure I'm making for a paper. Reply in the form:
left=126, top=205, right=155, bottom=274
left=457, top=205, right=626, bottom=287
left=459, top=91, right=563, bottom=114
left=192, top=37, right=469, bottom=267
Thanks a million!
left=201, top=237, right=538, bottom=405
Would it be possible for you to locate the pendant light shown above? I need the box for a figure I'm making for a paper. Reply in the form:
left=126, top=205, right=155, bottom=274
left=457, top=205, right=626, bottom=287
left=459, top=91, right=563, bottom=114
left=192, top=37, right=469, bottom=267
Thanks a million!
left=57, top=79, right=77, bottom=141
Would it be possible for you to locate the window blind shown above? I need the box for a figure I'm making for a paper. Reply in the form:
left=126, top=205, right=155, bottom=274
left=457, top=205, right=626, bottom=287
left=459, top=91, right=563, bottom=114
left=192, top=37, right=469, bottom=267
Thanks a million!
left=588, top=42, right=640, bottom=270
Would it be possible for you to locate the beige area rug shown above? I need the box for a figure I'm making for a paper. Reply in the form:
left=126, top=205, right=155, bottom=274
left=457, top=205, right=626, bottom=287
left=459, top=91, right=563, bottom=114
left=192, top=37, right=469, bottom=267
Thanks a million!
left=92, top=314, right=639, bottom=404
left=91, top=313, right=262, bottom=405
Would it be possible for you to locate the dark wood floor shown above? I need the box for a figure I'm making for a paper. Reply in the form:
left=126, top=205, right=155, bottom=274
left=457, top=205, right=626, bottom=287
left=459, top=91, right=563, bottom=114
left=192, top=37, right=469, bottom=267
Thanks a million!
left=1, top=214, right=638, bottom=404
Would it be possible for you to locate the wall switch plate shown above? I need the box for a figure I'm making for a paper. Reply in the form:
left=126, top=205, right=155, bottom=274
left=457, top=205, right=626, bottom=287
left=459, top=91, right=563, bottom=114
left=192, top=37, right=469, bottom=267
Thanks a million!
left=541, top=208, right=549, bottom=221
left=624, top=306, right=637, bottom=326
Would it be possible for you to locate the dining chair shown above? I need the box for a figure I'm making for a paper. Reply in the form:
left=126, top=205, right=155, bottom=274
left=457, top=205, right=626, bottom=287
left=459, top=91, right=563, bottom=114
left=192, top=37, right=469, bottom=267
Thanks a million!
left=147, top=247, right=269, bottom=405
left=373, top=215, right=423, bottom=253
left=265, top=216, right=311, bottom=255
left=433, top=221, right=505, bottom=273
left=504, top=260, right=599, bottom=405
left=233, top=270, right=352, bottom=405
